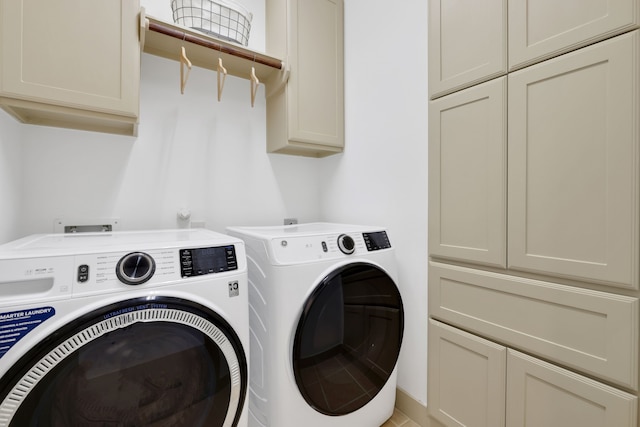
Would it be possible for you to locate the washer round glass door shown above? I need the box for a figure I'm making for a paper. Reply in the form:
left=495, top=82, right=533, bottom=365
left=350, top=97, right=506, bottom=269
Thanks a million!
left=0, top=297, right=247, bottom=427
left=293, top=262, right=404, bottom=415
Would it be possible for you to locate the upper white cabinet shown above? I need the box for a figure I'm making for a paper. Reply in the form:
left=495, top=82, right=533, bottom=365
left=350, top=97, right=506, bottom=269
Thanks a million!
left=0, top=0, right=140, bottom=136
left=508, top=31, right=640, bottom=289
left=266, top=0, right=344, bottom=157
left=509, top=0, right=640, bottom=70
left=428, top=0, right=507, bottom=99
left=428, top=77, right=507, bottom=268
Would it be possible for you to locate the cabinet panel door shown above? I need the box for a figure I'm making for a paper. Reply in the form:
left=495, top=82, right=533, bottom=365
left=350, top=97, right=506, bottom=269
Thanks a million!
left=0, top=0, right=139, bottom=117
left=288, top=0, right=343, bottom=147
left=428, top=319, right=506, bottom=427
left=509, top=0, right=639, bottom=70
left=428, top=0, right=506, bottom=98
left=507, top=350, right=638, bottom=427
left=508, top=31, right=640, bottom=289
left=429, top=78, right=506, bottom=268
left=429, top=261, right=639, bottom=390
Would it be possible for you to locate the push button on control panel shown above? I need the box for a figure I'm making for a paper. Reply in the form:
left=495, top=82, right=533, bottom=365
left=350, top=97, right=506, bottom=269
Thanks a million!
left=77, top=264, right=89, bottom=283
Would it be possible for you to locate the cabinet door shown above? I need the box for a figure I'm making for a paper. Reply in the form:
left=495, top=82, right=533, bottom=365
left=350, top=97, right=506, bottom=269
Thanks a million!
left=429, top=77, right=507, bottom=268
left=508, top=31, right=640, bottom=289
left=507, top=350, right=638, bottom=427
left=428, top=319, right=506, bottom=427
left=509, top=0, right=639, bottom=70
left=289, top=0, right=343, bottom=147
left=267, top=0, right=344, bottom=157
left=0, top=0, right=139, bottom=133
left=428, top=0, right=506, bottom=99
left=429, top=261, right=639, bottom=390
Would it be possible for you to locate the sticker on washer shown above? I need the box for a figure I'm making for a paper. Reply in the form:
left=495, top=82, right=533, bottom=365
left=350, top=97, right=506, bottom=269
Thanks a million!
left=0, top=306, right=55, bottom=359
left=229, top=281, right=239, bottom=297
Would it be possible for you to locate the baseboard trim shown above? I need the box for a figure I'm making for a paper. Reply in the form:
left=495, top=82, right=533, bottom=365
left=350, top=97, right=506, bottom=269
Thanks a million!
left=395, top=388, right=428, bottom=427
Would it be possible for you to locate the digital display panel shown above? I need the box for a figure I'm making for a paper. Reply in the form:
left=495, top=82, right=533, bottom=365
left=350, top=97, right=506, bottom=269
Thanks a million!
left=362, top=231, right=391, bottom=251
left=180, top=245, right=237, bottom=277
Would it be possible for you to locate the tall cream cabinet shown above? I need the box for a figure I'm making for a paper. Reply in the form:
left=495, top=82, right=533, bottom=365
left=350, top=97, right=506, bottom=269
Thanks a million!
left=429, top=319, right=637, bottom=427
left=0, top=0, right=140, bottom=136
left=428, top=77, right=507, bottom=268
left=428, top=0, right=507, bottom=99
left=431, top=31, right=640, bottom=287
left=429, top=0, right=639, bottom=98
left=508, top=0, right=639, bottom=70
left=428, top=1, right=640, bottom=426
left=266, top=0, right=344, bottom=157
left=508, top=32, right=640, bottom=289
left=428, top=320, right=506, bottom=427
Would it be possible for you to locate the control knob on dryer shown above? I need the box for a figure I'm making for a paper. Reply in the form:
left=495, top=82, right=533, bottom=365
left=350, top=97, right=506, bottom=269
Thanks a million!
left=337, top=234, right=355, bottom=255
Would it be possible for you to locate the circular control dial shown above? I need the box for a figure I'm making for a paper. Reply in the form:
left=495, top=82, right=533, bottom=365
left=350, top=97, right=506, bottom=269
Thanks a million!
left=116, top=252, right=156, bottom=285
left=337, top=234, right=356, bottom=255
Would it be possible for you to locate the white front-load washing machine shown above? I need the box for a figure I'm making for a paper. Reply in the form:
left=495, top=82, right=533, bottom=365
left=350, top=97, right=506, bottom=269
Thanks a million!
left=0, top=229, right=249, bottom=427
left=226, top=223, right=404, bottom=427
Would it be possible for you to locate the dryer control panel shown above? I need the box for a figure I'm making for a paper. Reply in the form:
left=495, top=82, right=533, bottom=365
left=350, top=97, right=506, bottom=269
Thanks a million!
left=363, top=231, right=391, bottom=251
left=270, top=230, right=392, bottom=264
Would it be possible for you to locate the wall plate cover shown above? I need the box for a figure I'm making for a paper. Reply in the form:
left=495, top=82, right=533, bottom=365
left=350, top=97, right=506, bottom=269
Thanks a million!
left=54, top=218, right=120, bottom=233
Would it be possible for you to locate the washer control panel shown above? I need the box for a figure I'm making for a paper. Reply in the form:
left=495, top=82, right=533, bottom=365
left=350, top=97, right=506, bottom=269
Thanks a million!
left=180, top=245, right=238, bottom=277
left=69, top=244, right=240, bottom=294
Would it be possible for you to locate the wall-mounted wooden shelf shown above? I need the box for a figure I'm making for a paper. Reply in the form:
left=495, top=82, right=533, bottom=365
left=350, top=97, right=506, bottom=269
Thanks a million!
left=140, top=10, right=285, bottom=83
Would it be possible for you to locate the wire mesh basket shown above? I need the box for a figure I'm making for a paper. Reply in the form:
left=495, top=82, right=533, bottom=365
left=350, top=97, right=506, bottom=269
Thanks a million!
left=171, top=0, right=252, bottom=46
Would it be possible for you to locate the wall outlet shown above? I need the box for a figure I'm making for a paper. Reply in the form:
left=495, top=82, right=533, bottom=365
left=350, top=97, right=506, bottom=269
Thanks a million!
left=284, top=218, right=298, bottom=225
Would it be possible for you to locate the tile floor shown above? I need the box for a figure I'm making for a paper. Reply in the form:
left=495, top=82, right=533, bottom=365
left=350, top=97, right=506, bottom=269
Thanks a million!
left=299, top=350, right=384, bottom=414
left=380, top=409, right=421, bottom=427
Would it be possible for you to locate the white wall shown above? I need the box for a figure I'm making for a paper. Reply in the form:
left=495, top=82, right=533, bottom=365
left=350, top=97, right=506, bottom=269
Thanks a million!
left=0, top=0, right=429, bottom=409
left=320, top=0, right=429, bottom=405
left=13, top=0, right=319, bottom=236
left=0, top=110, right=23, bottom=243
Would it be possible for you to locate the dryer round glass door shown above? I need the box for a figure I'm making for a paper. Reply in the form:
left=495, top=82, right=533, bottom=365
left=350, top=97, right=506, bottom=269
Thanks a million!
left=0, top=297, right=247, bottom=427
left=292, top=262, right=404, bottom=415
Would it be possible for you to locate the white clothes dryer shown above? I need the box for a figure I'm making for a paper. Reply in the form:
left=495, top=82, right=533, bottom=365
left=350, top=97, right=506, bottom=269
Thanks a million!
left=0, top=229, right=249, bottom=427
left=226, top=223, right=404, bottom=427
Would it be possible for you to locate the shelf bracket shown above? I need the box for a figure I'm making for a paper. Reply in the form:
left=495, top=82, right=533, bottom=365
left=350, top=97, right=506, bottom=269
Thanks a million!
left=265, top=62, right=291, bottom=98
